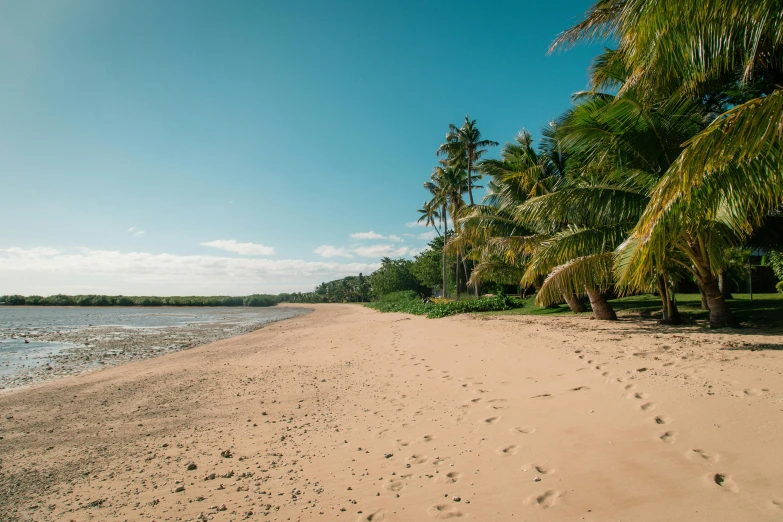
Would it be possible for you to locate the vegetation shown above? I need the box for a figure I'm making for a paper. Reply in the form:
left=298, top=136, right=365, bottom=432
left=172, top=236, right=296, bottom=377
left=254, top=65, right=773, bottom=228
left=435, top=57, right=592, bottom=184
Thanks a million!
left=398, top=0, right=783, bottom=328
left=365, top=290, right=525, bottom=319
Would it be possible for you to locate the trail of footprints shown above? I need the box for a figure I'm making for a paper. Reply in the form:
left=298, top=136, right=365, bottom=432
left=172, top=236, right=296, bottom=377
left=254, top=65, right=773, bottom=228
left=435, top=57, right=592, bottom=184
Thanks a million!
left=454, top=379, right=562, bottom=510
left=574, top=350, right=741, bottom=496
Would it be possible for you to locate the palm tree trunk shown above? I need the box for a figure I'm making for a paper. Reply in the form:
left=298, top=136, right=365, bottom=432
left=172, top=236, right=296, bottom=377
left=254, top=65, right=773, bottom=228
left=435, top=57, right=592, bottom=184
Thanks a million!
left=474, top=261, right=480, bottom=298
left=461, top=258, right=470, bottom=295
left=467, top=155, right=474, bottom=205
left=656, top=275, right=681, bottom=325
left=585, top=288, right=617, bottom=320
left=698, top=284, right=710, bottom=310
left=719, top=268, right=733, bottom=299
left=701, top=275, right=738, bottom=328
left=563, top=294, right=586, bottom=313
left=455, top=253, right=461, bottom=299
left=441, top=205, right=448, bottom=298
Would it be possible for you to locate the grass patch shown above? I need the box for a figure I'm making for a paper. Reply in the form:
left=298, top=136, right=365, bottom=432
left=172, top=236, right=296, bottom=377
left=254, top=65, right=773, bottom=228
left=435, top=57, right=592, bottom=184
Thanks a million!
left=481, top=293, right=783, bottom=328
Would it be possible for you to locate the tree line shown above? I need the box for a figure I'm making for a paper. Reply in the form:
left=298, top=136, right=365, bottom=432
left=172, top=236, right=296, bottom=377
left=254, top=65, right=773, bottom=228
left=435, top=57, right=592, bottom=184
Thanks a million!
left=0, top=294, right=279, bottom=307
left=412, top=0, right=783, bottom=329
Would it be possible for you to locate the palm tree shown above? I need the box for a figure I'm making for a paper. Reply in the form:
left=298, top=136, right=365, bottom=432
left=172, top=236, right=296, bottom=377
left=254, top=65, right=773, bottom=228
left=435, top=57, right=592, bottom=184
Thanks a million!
left=416, top=200, right=441, bottom=237
left=437, top=116, right=498, bottom=206
left=551, top=0, right=783, bottom=327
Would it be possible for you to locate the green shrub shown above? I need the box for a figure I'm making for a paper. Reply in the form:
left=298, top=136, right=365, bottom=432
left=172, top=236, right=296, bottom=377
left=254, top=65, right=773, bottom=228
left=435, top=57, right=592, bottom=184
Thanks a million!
left=777, top=281, right=783, bottom=293
left=366, top=294, right=525, bottom=318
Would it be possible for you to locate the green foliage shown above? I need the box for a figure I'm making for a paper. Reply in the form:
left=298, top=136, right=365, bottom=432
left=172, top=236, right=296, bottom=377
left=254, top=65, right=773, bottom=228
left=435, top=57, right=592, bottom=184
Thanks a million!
left=2, top=295, right=26, bottom=305
left=410, top=237, right=447, bottom=293
left=769, top=251, right=783, bottom=281
left=369, top=257, right=426, bottom=298
left=243, top=294, right=277, bottom=307
left=777, top=281, right=783, bottom=294
left=366, top=293, right=525, bottom=319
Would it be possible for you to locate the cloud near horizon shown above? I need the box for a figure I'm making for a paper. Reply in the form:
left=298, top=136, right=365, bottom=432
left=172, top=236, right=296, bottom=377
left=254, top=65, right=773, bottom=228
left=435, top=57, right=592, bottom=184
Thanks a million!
left=0, top=247, right=379, bottom=295
left=200, top=239, right=276, bottom=256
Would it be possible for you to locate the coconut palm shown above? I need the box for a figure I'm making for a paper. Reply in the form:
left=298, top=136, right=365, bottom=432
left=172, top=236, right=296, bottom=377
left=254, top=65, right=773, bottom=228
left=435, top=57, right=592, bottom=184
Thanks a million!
left=437, top=116, right=498, bottom=206
left=416, top=200, right=441, bottom=237
left=551, top=0, right=783, bottom=327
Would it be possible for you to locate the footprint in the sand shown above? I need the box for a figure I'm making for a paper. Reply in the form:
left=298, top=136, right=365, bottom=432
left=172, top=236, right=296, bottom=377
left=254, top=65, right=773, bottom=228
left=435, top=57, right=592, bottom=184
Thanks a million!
left=713, top=473, right=739, bottom=492
left=687, top=449, right=719, bottom=463
left=487, top=404, right=509, bottom=410
left=408, top=454, right=428, bottom=464
left=640, top=402, right=656, bottom=411
left=376, top=428, right=390, bottom=438
left=497, top=444, right=519, bottom=455
left=531, top=393, right=552, bottom=399
left=482, top=416, right=501, bottom=424
left=384, top=479, right=406, bottom=492
left=358, top=509, right=387, bottom=521
left=743, top=388, right=769, bottom=396
left=469, top=397, right=482, bottom=403
left=525, top=464, right=554, bottom=474
left=770, top=498, right=783, bottom=509
left=570, top=386, right=589, bottom=392
left=435, top=471, right=463, bottom=484
left=446, top=471, right=462, bottom=482
left=427, top=504, right=463, bottom=518
left=510, top=427, right=536, bottom=435
left=633, top=392, right=649, bottom=400
left=654, top=415, right=672, bottom=425
left=528, top=489, right=561, bottom=508
left=659, top=430, right=676, bottom=443
left=422, top=434, right=435, bottom=442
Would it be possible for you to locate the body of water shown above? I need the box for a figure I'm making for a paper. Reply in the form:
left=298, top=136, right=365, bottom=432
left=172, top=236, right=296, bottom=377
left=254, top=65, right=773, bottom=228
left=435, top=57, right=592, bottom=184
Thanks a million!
left=0, top=306, right=311, bottom=385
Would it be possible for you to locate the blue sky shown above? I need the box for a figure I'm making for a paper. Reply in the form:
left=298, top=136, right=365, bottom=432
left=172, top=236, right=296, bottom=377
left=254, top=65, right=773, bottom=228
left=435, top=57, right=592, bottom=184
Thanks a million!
left=0, top=0, right=601, bottom=295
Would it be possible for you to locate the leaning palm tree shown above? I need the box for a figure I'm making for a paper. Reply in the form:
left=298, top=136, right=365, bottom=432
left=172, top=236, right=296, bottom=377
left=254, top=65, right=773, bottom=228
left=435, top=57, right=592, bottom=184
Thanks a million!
left=551, top=0, right=783, bottom=327
left=437, top=116, right=498, bottom=206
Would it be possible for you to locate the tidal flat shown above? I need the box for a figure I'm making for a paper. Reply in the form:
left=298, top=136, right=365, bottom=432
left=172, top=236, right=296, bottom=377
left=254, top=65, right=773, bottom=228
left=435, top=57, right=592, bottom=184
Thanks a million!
left=0, top=306, right=311, bottom=391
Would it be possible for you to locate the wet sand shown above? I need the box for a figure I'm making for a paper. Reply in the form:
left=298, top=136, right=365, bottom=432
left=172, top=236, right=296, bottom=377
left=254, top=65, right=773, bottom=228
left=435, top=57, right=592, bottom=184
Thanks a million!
left=1, top=304, right=782, bottom=521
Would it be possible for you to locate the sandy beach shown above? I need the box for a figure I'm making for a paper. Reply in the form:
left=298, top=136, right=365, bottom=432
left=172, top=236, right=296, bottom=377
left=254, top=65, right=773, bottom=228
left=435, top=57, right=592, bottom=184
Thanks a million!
left=1, top=304, right=782, bottom=521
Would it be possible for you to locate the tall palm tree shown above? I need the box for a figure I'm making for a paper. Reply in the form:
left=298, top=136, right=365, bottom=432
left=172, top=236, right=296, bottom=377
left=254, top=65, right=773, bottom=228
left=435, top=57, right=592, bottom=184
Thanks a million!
left=437, top=116, right=498, bottom=206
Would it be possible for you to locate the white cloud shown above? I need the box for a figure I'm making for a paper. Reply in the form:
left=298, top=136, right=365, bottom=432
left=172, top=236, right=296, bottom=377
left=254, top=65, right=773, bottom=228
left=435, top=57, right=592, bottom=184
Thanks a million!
left=405, top=221, right=427, bottom=228
left=349, top=231, right=403, bottom=242
left=353, top=244, right=414, bottom=258
left=127, top=226, right=145, bottom=237
left=417, top=231, right=437, bottom=241
left=201, top=239, right=275, bottom=256
left=313, top=245, right=354, bottom=258
left=350, top=231, right=384, bottom=240
left=0, top=247, right=380, bottom=295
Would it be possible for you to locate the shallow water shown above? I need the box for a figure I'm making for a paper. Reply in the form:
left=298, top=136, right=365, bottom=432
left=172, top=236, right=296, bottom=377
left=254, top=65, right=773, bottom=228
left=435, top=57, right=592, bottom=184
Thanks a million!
left=0, top=339, right=79, bottom=377
left=0, top=306, right=311, bottom=385
left=0, top=306, right=304, bottom=333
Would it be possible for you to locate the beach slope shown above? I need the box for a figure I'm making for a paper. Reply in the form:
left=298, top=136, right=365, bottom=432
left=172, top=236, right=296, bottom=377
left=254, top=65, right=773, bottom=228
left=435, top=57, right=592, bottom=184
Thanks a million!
left=1, top=304, right=782, bottom=521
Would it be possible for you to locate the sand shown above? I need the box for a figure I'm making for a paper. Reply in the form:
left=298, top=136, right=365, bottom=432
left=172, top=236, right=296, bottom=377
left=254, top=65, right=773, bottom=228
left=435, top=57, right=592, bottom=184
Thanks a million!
left=1, top=303, right=782, bottom=521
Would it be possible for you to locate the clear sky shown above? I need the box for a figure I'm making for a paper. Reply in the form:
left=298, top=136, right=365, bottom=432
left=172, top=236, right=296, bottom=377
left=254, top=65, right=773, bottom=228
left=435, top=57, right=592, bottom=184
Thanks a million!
left=0, top=0, right=601, bottom=295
